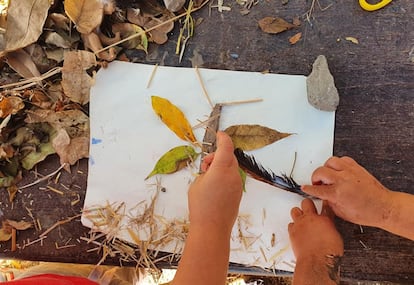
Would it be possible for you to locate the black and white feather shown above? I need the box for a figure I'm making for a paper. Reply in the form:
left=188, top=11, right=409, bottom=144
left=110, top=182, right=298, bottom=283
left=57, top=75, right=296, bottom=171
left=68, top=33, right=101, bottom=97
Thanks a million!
left=234, top=148, right=312, bottom=198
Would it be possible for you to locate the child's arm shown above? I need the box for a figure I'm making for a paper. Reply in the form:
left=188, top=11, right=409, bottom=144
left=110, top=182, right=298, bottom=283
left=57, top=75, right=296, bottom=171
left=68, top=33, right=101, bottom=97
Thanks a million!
left=302, top=156, right=414, bottom=240
left=171, top=132, right=243, bottom=285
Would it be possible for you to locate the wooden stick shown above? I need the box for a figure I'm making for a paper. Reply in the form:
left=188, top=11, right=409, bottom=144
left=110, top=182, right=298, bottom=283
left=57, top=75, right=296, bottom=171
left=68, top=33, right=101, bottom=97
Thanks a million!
left=195, top=67, right=214, bottom=108
left=146, top=64, right=159, bottom=89
left=40, top=214, right=82, bottom=237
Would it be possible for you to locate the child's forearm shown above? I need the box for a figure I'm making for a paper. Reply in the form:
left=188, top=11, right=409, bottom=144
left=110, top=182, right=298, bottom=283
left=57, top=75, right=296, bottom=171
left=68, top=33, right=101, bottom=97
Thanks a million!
left=171, top=225, right=231, bottom=285
left=381, top=191, right=414, bottom=240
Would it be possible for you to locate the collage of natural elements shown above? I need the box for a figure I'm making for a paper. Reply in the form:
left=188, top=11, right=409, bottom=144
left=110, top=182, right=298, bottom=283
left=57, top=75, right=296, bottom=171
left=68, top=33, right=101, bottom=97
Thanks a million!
left=82, top=62, right=335, bottom=271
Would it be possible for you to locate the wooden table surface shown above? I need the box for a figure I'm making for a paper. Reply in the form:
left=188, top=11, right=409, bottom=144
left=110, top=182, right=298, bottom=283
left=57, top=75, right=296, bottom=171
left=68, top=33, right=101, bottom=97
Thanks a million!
left=1, top=0, right=413, bottom=283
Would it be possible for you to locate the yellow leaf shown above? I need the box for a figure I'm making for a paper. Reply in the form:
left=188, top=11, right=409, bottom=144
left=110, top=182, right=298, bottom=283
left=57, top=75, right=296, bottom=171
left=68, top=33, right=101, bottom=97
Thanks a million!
left=225, top=124, right=293, bottom=151
left=64, top=0, right=103, bottom=34
left=151, top=96, right=196, bottom=142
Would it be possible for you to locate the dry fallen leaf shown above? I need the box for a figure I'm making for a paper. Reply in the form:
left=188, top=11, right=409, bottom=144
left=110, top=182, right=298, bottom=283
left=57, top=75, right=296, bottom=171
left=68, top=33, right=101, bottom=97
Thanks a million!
left=52, top=128, right=89, bottom=168
left=224, top=124, right=293, bottom=151
left=4, top=0, right=50, bottom=52
left=61, top=50, right=97, bottom=105
left=6, top=49, right=41, bottom=79
left=151, top=96, right=197, bottom=142
left=146, top=145, right=199, bottom=180
left=0, top=95, right=25, bottom=118
left=289, top=32, right=302, bottom=45
left=6, top=219, right=32, bottom=230
left=64, top=0, right=103, bottom=34
left=258, top=17, right=296, bottom=34
left=345, top=36, right=359, bottom=44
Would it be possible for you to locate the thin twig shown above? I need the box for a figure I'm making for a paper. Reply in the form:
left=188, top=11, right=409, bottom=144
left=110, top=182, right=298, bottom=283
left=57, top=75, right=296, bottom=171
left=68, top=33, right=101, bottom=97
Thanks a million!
left=195, top=67, right=214, bottom=108
left=19, top=163, right=67, bottom=190
left=146, top=64, right=159, bottom=89
left=40, top=214, right=82, bottom=237
left=0, top=67, right=62, bottom=90
left=218, top=98, right=263, bottom=106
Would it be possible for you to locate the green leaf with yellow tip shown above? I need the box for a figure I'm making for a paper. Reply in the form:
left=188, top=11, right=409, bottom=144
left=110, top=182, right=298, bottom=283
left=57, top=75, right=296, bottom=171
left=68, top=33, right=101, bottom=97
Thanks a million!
left=145, top=145, right=199, bottom=180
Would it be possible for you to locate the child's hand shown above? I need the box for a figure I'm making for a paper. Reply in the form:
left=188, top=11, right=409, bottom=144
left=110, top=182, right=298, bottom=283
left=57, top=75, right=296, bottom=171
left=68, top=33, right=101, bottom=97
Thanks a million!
left=188, top=131, right=243, bottom=235
left=302, top=156, right=392, bottom=228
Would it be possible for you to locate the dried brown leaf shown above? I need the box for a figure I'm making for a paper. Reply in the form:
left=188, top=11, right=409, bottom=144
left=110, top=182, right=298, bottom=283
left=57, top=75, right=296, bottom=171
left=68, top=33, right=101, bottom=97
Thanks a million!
left=224, top=124, right=293, bottom=151
left=258, top=17, right=296, bottom=34
left=0, top=95, right=24, bottom=118
left=64, top=0, right=103, bottom=34
left=5, top=0, right=50, bottom=52
left=52, top=128, right=89, bottom=167
left=6, top=219, right=32, bottom=230
left=289, top=32, right=302, bottom=45
left=6, top=49, right=41, bottom=79
left=61, top=50, right=96, bottom=105
left=44, top=31, right=72, bottom=49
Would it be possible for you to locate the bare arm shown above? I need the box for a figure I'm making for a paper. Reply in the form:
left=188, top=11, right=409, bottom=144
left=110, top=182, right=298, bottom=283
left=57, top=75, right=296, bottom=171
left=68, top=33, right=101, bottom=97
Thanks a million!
left=171, top=132, right=243, bottom=285
left=302, top=156, right=414, bottom=241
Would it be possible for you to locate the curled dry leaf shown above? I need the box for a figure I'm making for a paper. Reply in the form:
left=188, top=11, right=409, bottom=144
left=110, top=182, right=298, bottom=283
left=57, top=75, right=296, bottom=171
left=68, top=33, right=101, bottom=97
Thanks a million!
left=258, top=17, right=296, bottom=34
left=5, top=49, right=41, bottom=79
left=25, top=109, right=90, bottom=168
left=5, top=0, right=50, bottom=52
left=0, top=95, right=25, bottom=119
left=61, top=50, right=97, bottom=105
left=52, top=128, right=89, bottom=168
left=151, top=96, right=197, bottom=142
left=110, top=23, right=148, bottom=51
left=127, top=8, right=174, bottom=45
left=6, top=219, right=33, bottom=230
left=64, top=0, right=103, bottom=34
left=146, top=145, right=199, bottom=180
left=224, top=124, right=293, bottom=151
left=81, top=32, right=117, bottom=61
left=289, top=32, right=302, bottom=45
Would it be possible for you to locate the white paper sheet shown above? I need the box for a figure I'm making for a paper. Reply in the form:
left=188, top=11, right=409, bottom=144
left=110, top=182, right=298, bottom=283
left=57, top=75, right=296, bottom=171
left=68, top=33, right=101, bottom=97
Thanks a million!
left=82, top=61, right=335, bottom=272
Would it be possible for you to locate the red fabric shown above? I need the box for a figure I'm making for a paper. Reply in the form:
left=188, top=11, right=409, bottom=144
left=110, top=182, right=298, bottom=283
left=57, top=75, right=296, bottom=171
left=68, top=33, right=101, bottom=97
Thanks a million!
left=4, top=274, right=98, bottom=285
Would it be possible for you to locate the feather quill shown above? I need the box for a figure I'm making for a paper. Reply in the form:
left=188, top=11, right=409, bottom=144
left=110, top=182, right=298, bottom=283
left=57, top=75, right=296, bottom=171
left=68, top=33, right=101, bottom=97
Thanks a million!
left=234, top=148, right=312, bottom=198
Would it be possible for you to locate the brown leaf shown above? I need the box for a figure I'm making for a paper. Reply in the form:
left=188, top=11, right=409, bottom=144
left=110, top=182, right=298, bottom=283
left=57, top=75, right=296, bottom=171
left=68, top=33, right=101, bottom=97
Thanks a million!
left=6, top=219, right=32, bottom=230
left=5, top=0, right=50, bottom=52
left=64, top=0, right=103, bottom=34
left=289, top=32, right=302, bottom=45
left=0, top=95, right=25, bottom=118
left=6, top=49, right=41, bottom=79
left=25, top=109, right=89, bottom=138
left=258, top=17, right=296, bottom=34
left=224, top=124, right=293, bottom=151
left=61, top=50, right=96, bottom=105
left=52, top=128, right=89, bottom=168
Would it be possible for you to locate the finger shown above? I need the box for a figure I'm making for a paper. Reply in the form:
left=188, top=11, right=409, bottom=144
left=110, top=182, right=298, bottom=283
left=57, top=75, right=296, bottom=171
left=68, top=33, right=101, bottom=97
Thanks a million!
left=290, top=207, right=303, bottom=221
left=321, top=200, right=335, bottom=220
left=288, top=222, right=294, bottom=233
left=209, top=131, right=236, bottom=168
left=301, top=198, right=317, bottom=214
left=201, top=153, right=215, bottom=172
left=324, top=156, right=353, bottom=171
left=311, top=166, right=341, bottom=185
left=301, top=184, right=336, bottom=201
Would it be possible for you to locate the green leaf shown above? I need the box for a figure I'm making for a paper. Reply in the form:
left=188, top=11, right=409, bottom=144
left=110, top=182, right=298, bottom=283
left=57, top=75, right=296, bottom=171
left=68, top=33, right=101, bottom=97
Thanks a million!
left=21, top=142, right=56, bottom=170
left=145, top=145, right=199, bottom=180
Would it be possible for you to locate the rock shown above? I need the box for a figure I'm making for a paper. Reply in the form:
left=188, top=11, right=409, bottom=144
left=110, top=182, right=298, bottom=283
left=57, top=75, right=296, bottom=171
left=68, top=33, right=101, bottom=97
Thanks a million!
left=163, top=0, right=186, bottom=12
left=306, top=55, right=339, bottom=112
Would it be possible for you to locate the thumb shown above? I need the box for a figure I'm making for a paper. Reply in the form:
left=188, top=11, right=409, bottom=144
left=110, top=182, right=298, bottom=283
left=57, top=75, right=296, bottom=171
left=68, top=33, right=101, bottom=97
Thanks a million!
left=301, top=184, right=336, bottom=201
left=210, top=131, right=236, bottom=168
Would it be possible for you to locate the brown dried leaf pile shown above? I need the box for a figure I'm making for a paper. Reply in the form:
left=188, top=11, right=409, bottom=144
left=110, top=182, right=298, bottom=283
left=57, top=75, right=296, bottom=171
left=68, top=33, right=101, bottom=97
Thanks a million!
left=0, top=0, right=206, bottom=198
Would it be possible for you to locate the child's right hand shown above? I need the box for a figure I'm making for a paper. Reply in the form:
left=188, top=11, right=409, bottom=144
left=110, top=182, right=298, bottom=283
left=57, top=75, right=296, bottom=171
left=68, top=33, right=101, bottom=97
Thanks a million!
left=302, top=156, right=393, bottom=229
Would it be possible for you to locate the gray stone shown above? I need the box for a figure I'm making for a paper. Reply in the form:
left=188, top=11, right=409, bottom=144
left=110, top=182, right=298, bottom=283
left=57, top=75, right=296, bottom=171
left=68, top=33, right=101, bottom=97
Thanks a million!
left=306, top=55, right=339, bottom=112
left=163, top=0, right=186, bottom=12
